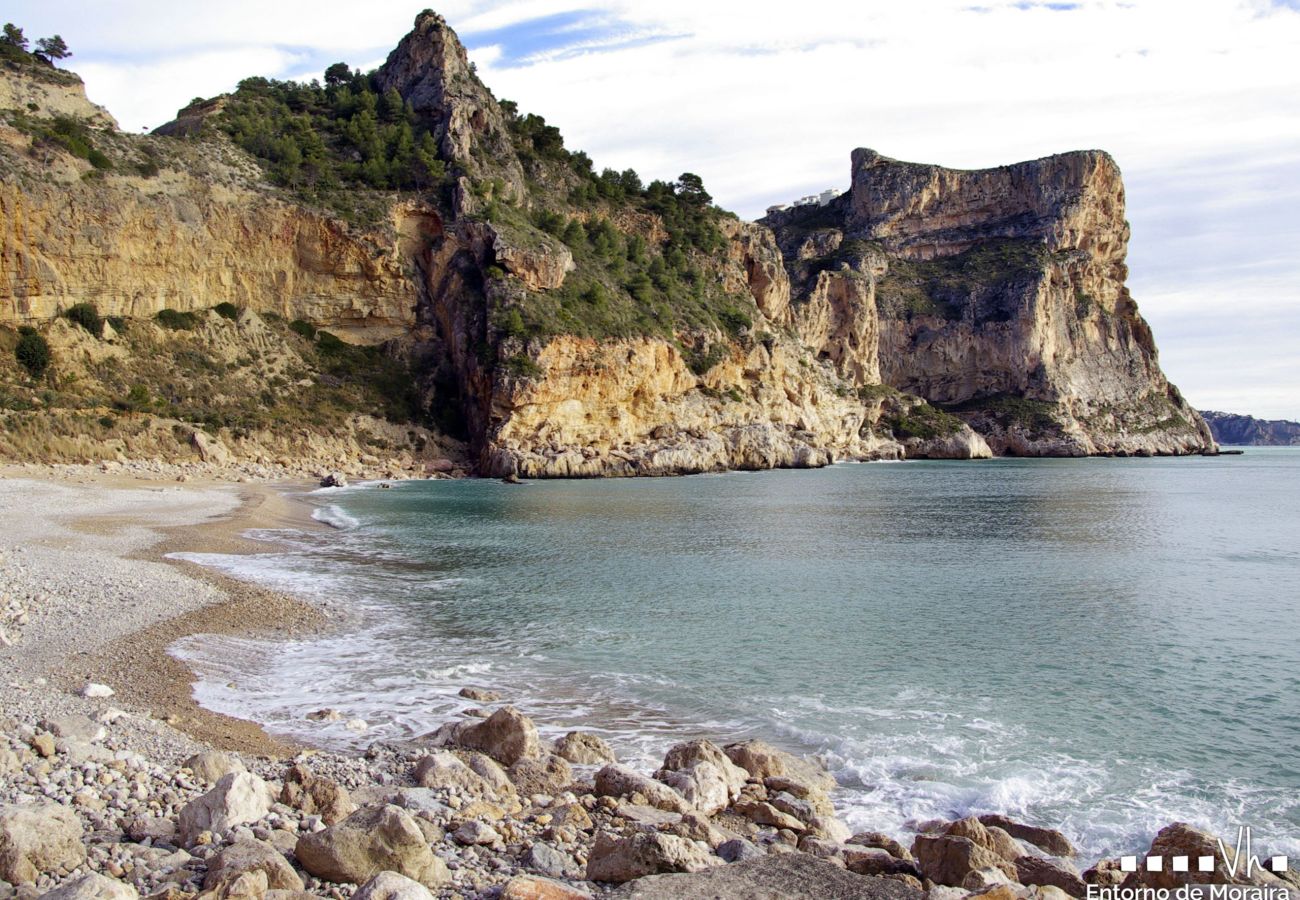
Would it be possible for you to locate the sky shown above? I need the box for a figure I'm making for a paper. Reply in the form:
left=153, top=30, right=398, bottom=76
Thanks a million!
left=8, top=0, right=1300, bottom=419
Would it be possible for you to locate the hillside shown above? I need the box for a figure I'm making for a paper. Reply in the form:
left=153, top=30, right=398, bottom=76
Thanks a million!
left=0, top=11, right=1214, bottom=475
left=1201, top=410, right=1300, bottom=446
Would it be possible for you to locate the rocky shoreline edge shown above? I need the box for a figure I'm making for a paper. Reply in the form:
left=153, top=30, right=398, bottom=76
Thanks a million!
left=1, top=466, right=1295, bottom=900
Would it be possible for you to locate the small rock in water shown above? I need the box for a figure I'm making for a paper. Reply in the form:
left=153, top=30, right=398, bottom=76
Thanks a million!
left=306, top=708, right=344, bottom=722
left=344, top=718, right=369, bottom=733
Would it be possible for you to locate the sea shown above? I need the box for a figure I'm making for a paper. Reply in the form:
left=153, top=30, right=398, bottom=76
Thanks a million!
left=170, top=448, right=1300, bottom=863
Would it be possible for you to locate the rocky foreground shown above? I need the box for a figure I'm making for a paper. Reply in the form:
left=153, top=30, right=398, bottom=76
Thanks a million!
left=3, top=699, right=1298, bottom=900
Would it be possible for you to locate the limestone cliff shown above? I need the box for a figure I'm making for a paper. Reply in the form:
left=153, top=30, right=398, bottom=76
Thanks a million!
left=0, top=12, right=1208, bottom=474
left=1201, top=411, right=1300, bottom=446
left=764, top=149, right=1213, bottom=457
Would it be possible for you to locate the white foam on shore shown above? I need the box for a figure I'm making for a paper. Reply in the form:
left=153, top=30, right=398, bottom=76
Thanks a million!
left=313, top=505, right=361, bottom=530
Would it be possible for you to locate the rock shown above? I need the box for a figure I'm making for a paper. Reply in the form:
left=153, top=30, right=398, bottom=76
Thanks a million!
left=463, top=752, right=516, bottom=797
left=554, top=732, right=616, bottom=766
left=717, top=838, right=765, bottom=863
left=39, top=873, right=138, bottom=900
left=0, top=803, right=86, bottom=884
left=279, top=765, right=356, bottom=824
left=191, top=431, right=231, bottom=466
left=943, top=817, right=1023, bottom=862
left=606, top=851, right=924, bottom=898
left=978, top=815, right=1076, bottom=858
left=1015, top=856, right=1086, bottom=898
left=849, top=832, right=913, bottom=860
left=41, top=715, right=105, bottom=743
left=912, top=834, right=1017, bottom=888
left=523, top=842, right=574, bottom=878
left=586, top=831, right=719, bottom=883
left=843, top=847, right=924, bottom=881
left=184, top=751, right=247, bottom=785
left=204, top=840, right=304, bottom=893
left=673, top=812, right=730, bottom=849
left=178, top=772, right=275, bottom=845
left=412, top=752, right=497, bottom=798
left=29, top=733, right=56, bottom=758
left=655, top=741, right=749, bottom=816
left=807, top=814, right=853, bottom=843
left=452, top=821, right=499, bottom=846
left=296, top=805, right=448, bottom=888
left=126, top=816, right=177, bottom=844
left=723, top=740, right=835, bottom=793
left=320, top=472, right=348, bottom=488
left=78, top=683, right=114, bottom=699
left=732, top=800, right=806, bottom=833
left=964, top=866, right=1017, bottom=891
left=456, top=706, right=540, bottom=766
left=615, top=803, right=682, bottom=828
left=595, top=765, right=690, bottom=814
left=508, top=754, right=573, bottom=798
left=198, top=870, right=268, bottom=900
left=305, top=709, right=343, bottom=722
left=351, top=872, right=434, bottom=900
left=457, top=687, right=500, bottom=702
left=1082, top=859, right=1125, bottom=887
left=499, top=876, right=593, bottom=900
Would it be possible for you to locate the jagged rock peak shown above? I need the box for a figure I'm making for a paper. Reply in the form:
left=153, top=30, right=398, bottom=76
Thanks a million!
left=848, top=147, right=1127, bottom=262
left=377, top=11, right=502, bottom=162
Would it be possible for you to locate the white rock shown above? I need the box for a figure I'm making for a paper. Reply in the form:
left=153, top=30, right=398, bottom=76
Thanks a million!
left=178, top=772, right=275, bottom=845
left=78, top=683, right=114, bottom=699
left=38, top=872, right=139, bottom=900
left=352, top=871, right=436, bottom=900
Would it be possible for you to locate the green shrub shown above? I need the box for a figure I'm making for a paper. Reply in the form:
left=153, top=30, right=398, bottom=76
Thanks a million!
left=502, top=353, right=542, bottom=378
left=156, top=308, right=199, bottom=330
left=289, top=319, right=317, bottom=340
left=86, top=148, right=112, bottom=170
left=213, top=302, right=241, bottom=321
left=63, top=303, right=103, bottom=338
left=15, top=327, right=50, bottom=377
left=685, top=343, right=727, bottom=376
left=105, top=316, right=127, bottom=334
left=886, top=403, right=965, bottom=441
left=98, top=415, right=114, bottom=428
left=126, top=384, right=150, bottom=408
left=316, top=330, right=346, bottom=352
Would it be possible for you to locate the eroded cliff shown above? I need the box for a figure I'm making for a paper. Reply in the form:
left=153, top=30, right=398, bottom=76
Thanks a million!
left=0, top=11, right=1209, bottom=473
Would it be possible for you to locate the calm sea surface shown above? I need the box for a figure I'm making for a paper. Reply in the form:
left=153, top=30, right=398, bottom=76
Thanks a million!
left=174, top=449, right=1300, bottom=861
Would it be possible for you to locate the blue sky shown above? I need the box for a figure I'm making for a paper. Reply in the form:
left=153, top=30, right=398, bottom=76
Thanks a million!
left=7, top=0, right=1300, bottom=419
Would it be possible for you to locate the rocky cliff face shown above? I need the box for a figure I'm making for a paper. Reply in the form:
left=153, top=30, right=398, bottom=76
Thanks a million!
left=764, top=149, right=1213, bottom=457
left=0, top=13, right=1209, bottom=474
left=1201, top=411, right=1300, bottom=446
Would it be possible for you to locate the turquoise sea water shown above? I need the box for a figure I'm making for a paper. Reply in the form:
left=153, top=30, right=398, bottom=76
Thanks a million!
left=174, top=449, right=1300, bottom=862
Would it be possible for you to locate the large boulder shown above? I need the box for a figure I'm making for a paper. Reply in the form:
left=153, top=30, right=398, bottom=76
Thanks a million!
left=655, top=741, right=749, bottom=816
left=39, top=873, right=139, bottom=900
left=586, top=831, right=718, bottom=883
left=1015, top=856, right=1086, bottom=898
left=411, top=752, right=498, bottom=799
left=457, top=707, right=540, bottom=766
left=722, top=740, right=835, bottom=793
left=184, top=751, right=247, bottom=785
left=295, top=805, right=449, bottom=888
left=0, top=803, right=87, bottom=884
left=595, top=765, right=691, bottom=814
left=731, top=799, right=806, bottom=832
left=606, top=852, right=924, bottom=899
left=178, top=772, right=275, bottom=845
left=204, top=839, right=304, bottom=893
left=943, top=817, right=1023, bottom=862
left=499, top=876, right=593, bottom=899
left=508, top=754, right=573, bottom=798
left=351, top=871, right=435, bottom=900
left=912, top=834, right=1018, bottom=887
left=849, top=832, right=913, bottom=861
left=979, top=815, right=1076, bottom=858
left=843, top=847, right=924, bottom=881
left=554, top=732, right=616, bottom=766
left=280, top=765, right=357, bottom=825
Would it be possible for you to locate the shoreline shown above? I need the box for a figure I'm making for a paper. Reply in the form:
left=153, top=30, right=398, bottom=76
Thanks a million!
left=1, top=463, right=1295, bottom=900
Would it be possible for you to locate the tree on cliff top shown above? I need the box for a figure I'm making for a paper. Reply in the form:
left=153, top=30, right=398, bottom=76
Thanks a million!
left=34, top=35, right=71, bottom=65
left=2, top=23, right=28, bottom=52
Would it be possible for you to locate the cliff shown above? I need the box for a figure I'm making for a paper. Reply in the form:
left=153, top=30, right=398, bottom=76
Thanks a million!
left=1201, top=411, right=1300, bottom=446
left=0, top=12, right=1211, bottom=473
left=764, top=150, right=1213, bottom=456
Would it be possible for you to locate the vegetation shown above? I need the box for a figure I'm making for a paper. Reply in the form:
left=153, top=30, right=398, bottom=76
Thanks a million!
left=875, top=239, right=1050, bottom=321
left=62, top=303, right=103, bottom=338
left=943, top=393, right=1059, bottom=435
left=213, top=302, right=241, bottom=321
left=886, top=402, right=966, bottom=441
left=8, top=113, right=112, bottom=169
left=155, top=309, right=199, bottom=331
left=14, top=328, right=50, bottom=378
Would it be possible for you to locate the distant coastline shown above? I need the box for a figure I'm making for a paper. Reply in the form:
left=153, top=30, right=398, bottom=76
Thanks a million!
left=1200, top=411, right=1300, bottom=446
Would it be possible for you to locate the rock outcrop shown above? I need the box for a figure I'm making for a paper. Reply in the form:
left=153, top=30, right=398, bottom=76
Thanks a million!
left=1201, top=410, right=1300, bottom=446
left=0, top=12, right=1212, bottom=474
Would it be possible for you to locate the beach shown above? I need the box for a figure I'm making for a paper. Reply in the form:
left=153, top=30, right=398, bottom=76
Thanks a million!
left=1, top=464, right=1294, bottom=900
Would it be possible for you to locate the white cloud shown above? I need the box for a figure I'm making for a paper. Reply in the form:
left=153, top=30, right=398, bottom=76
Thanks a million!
left=7, top=0, right=1300, bottom=418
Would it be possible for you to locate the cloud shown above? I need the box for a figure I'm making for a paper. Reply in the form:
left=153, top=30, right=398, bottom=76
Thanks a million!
left=6, top=0, right=1299, bottom=418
